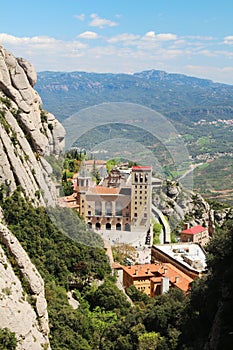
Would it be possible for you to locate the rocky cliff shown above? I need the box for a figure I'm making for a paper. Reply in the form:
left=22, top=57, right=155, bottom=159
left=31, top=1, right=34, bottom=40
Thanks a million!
left=0, top=222, right=50, bottom=350
left=0, top=46, right=65, bottom=349
left=0, top=45, right=65, bottom=206
left=153, top=179, right=233, bottom=233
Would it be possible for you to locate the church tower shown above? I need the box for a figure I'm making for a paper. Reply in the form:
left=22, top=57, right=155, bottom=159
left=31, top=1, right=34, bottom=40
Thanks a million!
left=131, top=166, right=152, bottom=232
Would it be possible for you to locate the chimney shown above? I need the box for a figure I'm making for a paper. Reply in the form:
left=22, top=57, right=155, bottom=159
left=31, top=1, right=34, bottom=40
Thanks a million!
left=184, top=223, right=190, bottom=230
left=147, top=268, right=150, bottom=274
left=135, top=269, right=138, bottom=275
left=164, top=267, right=168, bottom=276
left=175, top=276, right=180, bottom=283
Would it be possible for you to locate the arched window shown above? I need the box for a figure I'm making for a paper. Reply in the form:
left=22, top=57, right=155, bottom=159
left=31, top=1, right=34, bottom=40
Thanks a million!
left=106, top=222, right=111, bottom=230
left=95, top=201, right=102, bottom=216
left=116, top=223, right=121, bottom=231
left=115, top=201, right=122, bottom=216
left=95, top=222, right=101, bottom=230
left=105, top=202, right=112, bottom=216
left=87, top=222, right=92, bottom=229
left=125, top=223, right=130, bottom=231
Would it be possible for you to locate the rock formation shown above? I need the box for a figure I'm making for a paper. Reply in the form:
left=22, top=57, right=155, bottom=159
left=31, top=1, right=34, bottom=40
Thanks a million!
left=0, top=223, right=50, bottom=349
left=152, top=179, right=232, bottom=233
left=0, top=45, right=65, bottom=206
left=0, top=46, right=66, bottom=349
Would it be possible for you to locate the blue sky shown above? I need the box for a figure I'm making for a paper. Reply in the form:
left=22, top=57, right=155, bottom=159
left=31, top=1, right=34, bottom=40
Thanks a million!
left=0, top=0, right=232, bottom=84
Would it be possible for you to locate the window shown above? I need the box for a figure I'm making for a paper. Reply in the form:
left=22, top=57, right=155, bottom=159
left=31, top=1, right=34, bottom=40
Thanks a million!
left=105, top=202, right=112, bottom=216
left=95, top=201, right=102, bottom=216
left=115, top=201, right=122, bottom=216
left=106, top=223, right=111, bottom=230
left=125, top=223, right=130, bottom=231
left=88, top=210, right=91, bottom=215
left=116, top=223, right=121, bottom=231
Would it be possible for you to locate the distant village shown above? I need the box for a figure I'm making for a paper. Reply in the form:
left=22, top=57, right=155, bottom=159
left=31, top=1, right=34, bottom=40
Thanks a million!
left=59, top=159, right=211, bottom=298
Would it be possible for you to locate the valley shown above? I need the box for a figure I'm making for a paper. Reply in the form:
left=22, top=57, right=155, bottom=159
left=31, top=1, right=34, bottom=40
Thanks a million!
left=36, top=70, right=233, bottom=205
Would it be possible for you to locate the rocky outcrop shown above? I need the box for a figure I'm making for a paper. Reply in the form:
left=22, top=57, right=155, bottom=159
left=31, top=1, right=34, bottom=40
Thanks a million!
left=0, top=46, right=66, bottom=349
left=0, top=45, right=65, bottom=206
left=153, top=179, right=231, bottom=233
left=0, top=223, right=50, bottom=350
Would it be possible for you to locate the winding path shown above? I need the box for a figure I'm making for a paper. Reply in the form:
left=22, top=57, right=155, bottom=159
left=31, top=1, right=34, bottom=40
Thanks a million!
left=151, top=204, right=171, bottom=244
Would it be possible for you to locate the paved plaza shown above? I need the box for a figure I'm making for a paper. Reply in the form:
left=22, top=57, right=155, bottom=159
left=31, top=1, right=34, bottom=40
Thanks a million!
left=98, top=229, right=152, bottom=264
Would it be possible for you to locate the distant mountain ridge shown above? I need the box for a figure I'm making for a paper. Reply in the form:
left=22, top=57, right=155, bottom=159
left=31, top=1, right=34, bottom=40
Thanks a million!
left=35, top=69, right=233, bottom=204
left=36, top=69, right=233, bottom=122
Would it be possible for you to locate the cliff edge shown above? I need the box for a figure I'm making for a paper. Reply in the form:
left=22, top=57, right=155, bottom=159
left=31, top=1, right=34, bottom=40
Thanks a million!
left=0, top=45, right=65, bottom=206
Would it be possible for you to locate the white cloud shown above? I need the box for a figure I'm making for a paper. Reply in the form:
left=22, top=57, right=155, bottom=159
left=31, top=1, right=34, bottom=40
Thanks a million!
left=74, top=14, right=85, bottom=21
left=89, top=13, right=118, bottom=28
left=156, top=33, right=177, bottom=41
left=78, top=31, right=99, bottom=39
left=1, top=31, right=232, bottom=84
left=107, top=33, right=140, bottom=44
left=185, top=35, right=214, bottom=41
left=223, top=35, right=233, bottom=45
left=142, top=32, right=177, bottom=41
left=0, top=33, right=58, bottom=45
left=144, top=31, right=156, bottom=39
left=184, top=64, right=233, bottom=83
left=0, top=33, right=86, bottom=52
left=198, top=50, right=217, bottom=57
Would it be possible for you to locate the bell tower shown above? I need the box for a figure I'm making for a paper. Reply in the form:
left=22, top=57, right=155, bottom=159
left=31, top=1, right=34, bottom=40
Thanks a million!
left=131, top=166, right=152, bottom=232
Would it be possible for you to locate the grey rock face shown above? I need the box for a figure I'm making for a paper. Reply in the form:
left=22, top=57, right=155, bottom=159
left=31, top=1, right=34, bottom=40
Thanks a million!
left=0, top=223, right=51, bottom=350
left=0, top=45, right=65, bottom=205
left=0, top=46, right=66, bottom=349
left=153, top=179, right=229, bottom=232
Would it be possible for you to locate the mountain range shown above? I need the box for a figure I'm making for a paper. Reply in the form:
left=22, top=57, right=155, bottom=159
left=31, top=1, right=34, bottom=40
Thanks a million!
left=36, top=69, right=233, bottom=123
left=36, top=70, right=233, bottom=204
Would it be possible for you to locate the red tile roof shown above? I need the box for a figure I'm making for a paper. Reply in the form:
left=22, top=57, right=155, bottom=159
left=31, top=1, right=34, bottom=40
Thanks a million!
left=132, top=166, right=152, bottom=171
left=181, top=225, right=207, bottom=235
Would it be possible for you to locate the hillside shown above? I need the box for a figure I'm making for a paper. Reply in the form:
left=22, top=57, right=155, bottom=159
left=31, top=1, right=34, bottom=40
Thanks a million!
left=1, top=46, right=233, bottom=349
left=36, top=70, right=233, bottom=204
left=36, top=70, right=233, bottom=123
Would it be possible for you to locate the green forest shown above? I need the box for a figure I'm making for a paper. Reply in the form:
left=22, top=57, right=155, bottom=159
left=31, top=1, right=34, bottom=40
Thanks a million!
left=0, top=186, right=233, bottom=349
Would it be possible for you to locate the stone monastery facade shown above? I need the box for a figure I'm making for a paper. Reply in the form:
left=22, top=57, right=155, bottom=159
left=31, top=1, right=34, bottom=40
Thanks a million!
left=73, top=163, right=152, bottom=233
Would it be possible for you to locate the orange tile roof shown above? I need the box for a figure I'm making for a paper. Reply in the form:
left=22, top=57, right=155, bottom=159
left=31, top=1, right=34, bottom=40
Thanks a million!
left=123, top=264, right=159, bottom=277
left=164, top=263, right=194, bottom=292
left=181, top=225, right=207, bottom=235
left=89, top=186, right=119, bottom=195
left=123, top=263, right=193, bottom=292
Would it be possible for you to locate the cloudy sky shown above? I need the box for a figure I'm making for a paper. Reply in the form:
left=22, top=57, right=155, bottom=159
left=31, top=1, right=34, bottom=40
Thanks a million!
left=0, top=0, right=232, bottom=84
